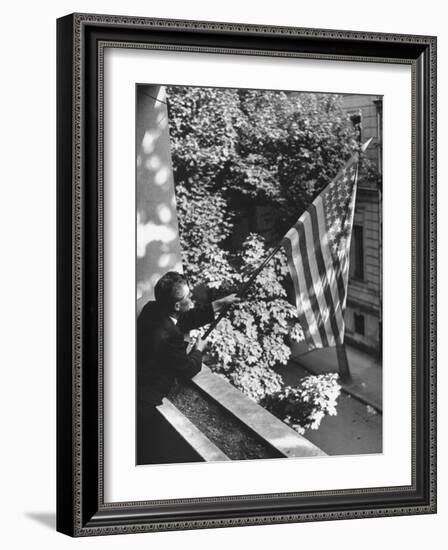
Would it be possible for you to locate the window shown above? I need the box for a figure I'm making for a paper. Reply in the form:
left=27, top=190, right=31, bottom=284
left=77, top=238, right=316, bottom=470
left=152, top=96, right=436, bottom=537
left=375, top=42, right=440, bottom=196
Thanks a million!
left=350, top=113, right=362, bottom=143
left=354, top=313, right=365, bottom=336
left=350, top=224, right=364, bottom=280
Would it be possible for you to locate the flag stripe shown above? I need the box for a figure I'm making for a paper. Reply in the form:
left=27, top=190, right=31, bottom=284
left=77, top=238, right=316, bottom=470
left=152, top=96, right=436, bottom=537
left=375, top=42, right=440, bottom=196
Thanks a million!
left=301, top=210, right=337, bottom=343
left=321, top=194, right=348, bottom=309
left=294, top=221, right=329, bottom=347
left=312, top=197, right=345, bottom=340
left=333, top=255, right=347, bottom=309
left=308, top=204, right=342, bottom=345
left=285, top=229, right=323, bottom=348
left=282, top=236, right=315, bottom=348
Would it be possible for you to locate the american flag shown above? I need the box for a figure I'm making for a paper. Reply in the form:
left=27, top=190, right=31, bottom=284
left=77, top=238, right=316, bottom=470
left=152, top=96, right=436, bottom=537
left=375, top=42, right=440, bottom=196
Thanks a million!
left=282, top=146, right=366, bottom=351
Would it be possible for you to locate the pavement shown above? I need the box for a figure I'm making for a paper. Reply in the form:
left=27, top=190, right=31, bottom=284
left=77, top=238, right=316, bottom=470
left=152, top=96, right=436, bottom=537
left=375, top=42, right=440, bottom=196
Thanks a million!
left=290, top=341, right=382, bottom=413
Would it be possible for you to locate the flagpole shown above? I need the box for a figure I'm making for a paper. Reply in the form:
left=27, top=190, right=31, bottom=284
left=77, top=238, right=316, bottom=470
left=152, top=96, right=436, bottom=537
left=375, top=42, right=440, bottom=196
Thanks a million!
left=201, top=240, right=285, bottom=340
left=334, top=138, right=371, bottom=384
left=336, top=344, right=352, bottom=383
left=238, top=242, right=285, bottom=296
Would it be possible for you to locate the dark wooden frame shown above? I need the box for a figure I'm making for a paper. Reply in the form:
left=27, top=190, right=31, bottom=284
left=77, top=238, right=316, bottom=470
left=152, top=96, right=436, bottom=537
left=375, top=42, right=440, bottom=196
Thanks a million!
left=57, top=13, right=437, bottom=537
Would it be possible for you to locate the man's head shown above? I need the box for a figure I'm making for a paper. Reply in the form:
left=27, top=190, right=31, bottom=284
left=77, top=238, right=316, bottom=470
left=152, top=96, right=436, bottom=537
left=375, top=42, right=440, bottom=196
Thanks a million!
left=154, top=271, right=192, bottom=316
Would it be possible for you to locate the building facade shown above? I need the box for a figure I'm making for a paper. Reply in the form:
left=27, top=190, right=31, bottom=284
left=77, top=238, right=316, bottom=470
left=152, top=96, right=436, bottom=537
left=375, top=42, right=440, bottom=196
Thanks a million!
left=342, top=95, right=382, bottom=357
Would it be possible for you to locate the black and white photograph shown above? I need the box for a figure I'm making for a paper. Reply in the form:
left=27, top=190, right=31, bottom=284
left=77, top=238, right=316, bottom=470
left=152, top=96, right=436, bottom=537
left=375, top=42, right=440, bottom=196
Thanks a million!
left=136, top=84, right=383, bottom=465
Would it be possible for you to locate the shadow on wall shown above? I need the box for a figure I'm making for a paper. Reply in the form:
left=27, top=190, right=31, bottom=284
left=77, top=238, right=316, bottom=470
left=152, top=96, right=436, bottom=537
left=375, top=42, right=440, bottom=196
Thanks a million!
left=136, top=85, right=183, bottom=315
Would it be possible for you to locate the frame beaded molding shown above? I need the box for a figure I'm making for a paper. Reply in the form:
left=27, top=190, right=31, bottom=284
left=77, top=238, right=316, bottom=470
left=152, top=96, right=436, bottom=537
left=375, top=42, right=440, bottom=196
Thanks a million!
left=74, top=12, right=436, bottom=45
left=68, top=12, right=437, bottom=536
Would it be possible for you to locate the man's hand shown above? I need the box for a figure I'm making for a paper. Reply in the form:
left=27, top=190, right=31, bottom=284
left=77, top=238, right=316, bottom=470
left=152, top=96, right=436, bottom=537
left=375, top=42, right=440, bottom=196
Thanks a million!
left=193, top=337, right=207, bottom=353
left=186, top=337, right=206, bottom=354
left=212, top=293, right=241, bottom=315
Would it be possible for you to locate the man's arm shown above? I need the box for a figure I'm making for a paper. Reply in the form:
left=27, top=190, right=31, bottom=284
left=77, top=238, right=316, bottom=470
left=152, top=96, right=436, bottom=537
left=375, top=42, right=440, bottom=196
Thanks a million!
left=177, top=293, right=241, bottom=333
left=177, top=303, right=215, bottom=333
left=164, top=332, right=203, bottom=379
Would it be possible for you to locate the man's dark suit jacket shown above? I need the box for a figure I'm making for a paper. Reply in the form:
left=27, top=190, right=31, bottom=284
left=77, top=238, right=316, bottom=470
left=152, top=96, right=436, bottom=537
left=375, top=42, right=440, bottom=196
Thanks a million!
left=137, top=300, right=215, bottom=407
left=136, top=300, right=215, bottom=463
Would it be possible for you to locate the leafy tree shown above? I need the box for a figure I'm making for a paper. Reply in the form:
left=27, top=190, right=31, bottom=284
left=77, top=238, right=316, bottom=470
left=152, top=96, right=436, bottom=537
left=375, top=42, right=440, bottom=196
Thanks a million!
left=168, top=87, right=239, bottom=290
left=196, top=234, right=303, bottom=401
left=174, top=180, right=235, bottom=291
left=167, top=86, right=360, bottom=229
left=234, top=90, right=362, bottom=231
left=261, top=373, right=341, bottom=434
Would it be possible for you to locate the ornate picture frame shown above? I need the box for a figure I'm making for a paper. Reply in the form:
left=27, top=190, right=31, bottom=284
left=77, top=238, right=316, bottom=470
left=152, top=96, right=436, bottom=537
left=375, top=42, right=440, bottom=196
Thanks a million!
left=56, top=13, right=436, bottom=536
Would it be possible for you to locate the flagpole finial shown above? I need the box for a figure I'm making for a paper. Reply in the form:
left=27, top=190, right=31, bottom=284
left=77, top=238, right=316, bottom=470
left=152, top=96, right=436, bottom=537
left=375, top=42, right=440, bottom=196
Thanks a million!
left=361, top=137, right=374, bottom=153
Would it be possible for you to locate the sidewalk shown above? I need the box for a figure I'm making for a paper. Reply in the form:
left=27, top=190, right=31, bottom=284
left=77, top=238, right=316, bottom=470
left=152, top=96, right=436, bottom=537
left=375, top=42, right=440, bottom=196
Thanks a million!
left=290, top=342, right=382, bottom=412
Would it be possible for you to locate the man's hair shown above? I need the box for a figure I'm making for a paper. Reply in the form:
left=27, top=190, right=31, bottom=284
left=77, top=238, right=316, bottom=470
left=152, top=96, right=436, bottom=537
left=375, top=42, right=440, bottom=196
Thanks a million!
left=154, top=271, right=188, bottom=312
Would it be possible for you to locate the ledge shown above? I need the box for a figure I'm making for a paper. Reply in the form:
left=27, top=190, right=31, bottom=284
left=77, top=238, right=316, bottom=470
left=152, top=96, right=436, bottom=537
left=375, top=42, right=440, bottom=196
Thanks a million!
left=189, top=366, right=326, bottom=458
left=158, top=400, right=230, bottom=462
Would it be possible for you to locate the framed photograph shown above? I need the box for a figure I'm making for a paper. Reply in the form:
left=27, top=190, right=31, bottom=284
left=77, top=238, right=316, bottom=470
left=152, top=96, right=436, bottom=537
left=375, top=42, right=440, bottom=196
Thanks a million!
left=56, top=13, right=436, bottom=536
